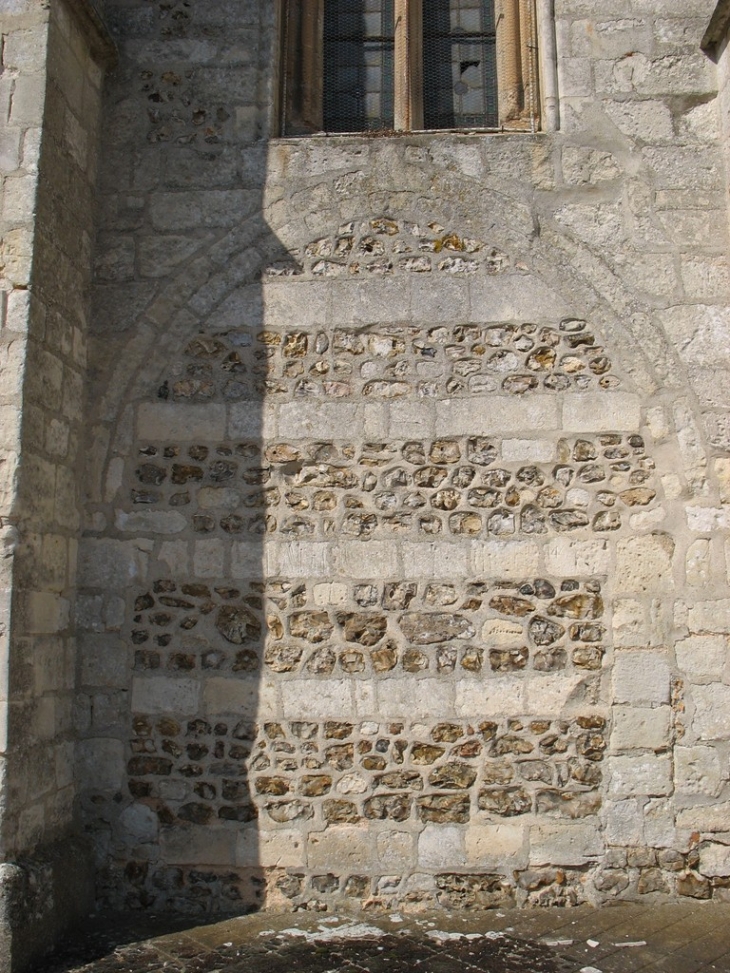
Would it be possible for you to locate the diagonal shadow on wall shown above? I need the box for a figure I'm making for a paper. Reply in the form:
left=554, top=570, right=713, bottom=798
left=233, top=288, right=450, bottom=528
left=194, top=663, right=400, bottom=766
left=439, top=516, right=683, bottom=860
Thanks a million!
left=76, top=0, right=303, bottom=918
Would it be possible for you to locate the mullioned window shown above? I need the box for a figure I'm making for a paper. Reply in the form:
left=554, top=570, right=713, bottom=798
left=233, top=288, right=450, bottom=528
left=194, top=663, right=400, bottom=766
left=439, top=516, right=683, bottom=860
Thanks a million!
left=281, top=0, right=541, bottom=135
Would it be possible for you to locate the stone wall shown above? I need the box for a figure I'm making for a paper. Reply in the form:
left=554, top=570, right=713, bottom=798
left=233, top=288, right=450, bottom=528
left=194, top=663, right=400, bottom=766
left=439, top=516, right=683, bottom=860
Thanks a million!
left=0, top=0, right=48, bottom=867
left=705, top=0, right=730, bottom=240
left=77, top=0, right=730, bottom=919
left=0, top=0, right=112, bottom=968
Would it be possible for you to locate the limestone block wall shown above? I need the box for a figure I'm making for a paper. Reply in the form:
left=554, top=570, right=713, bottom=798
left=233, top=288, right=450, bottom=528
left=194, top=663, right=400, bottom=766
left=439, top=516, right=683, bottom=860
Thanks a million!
left=705, top=1, right=730, bottom=237
left=80, top=0, right=730, bottom=916
left=0, top=0, right=111, bottom=968
left=0, top=0, right=47, bottom=863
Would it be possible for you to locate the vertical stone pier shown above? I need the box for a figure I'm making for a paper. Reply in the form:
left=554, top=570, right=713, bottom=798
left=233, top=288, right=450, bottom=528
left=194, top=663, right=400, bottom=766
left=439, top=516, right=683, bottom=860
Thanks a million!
left=0, top=1, right=113, bottom=968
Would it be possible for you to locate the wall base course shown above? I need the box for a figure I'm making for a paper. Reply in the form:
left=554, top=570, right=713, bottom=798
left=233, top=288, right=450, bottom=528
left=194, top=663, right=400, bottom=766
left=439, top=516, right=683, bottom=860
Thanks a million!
left=0, top=838, right=94, bottom=973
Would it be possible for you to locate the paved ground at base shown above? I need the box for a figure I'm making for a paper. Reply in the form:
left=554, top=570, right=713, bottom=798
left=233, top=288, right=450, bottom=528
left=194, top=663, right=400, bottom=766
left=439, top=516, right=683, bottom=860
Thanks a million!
left=34, top=902, right=730, bottom=973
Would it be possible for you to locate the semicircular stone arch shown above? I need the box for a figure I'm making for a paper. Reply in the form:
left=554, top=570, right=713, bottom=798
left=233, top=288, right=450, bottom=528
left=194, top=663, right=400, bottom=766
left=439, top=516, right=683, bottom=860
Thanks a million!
left=79, top=139, right=723, bottom=913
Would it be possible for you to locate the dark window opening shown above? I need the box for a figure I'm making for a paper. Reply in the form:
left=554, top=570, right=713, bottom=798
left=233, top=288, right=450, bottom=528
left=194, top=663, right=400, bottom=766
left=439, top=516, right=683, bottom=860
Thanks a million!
left=323, top=0, right=395, bottom=132
left=281, top=0, right=539, bottom=136
left=423, top=0, right=498, bottom=130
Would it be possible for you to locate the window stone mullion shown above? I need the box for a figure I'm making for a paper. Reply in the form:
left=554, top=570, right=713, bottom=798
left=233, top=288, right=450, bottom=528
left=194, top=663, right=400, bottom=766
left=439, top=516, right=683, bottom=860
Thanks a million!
left=395, top=0, right=424, bottom=131
left=496, top=0, right=523, bottom=126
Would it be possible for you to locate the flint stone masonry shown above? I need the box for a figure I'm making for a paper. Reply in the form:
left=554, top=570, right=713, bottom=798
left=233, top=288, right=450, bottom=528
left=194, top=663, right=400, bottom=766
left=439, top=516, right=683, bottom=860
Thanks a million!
left=124, top=575, right=608, bottom=684
left=77, top=0, right=730, bottom=922
left=2, top=0, right=730, bottom=966
left=113, top=712, right=608, bottom=909
left=122, top=433, right=660, bottom=542
left=163, top=312, right=623, bottom=404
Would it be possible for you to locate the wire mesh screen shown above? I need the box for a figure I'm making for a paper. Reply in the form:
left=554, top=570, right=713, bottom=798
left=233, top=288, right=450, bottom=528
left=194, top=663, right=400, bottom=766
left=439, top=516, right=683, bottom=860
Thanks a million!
left=423, top=0, right=498, bottom=129
left=323, top=0, right=395, bottom=132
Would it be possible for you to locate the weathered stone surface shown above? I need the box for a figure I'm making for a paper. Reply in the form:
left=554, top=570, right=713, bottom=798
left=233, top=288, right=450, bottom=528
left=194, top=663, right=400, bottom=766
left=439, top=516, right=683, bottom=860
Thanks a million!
left=692, top=684, right=730, bottom=740
left=478, top=787, right=532, bottom=817
left=529, top=824, right=602, bottom=867
left=611, top=706, right=671, bottom=754
left=364, top=794, right=412, bottom=821
left=535, top=789, right=601, bottom=819
left=677, top=872, right=712, bottom=899
left=216, top=605, right=261, bottom=645
left=613, top=652, right=670, bottom=706
left=615, top=534, right=675, bottom=593
left=547, top=593, right=603, bottom=619
left=529, top=616, right=565, bottom=645
left=398, top=612, right=475, bottom=644
left=489, top=647, right=529, bottom=671
left=289, top=612, right=335, bottom=644
left=675, top=746, right=724, bottom=797
left=609, top=756, right=672, bottom=798
left=31, top=0, right=728, bottom=930
left=490, top=596, right=536, bottom=617
left=699, top=843, right=730, bottom=878
left=412, top=743, right=446, bottom=765
left=418, top=794, right=470, bottom=824
left=338, top=612, right=388, bottom=646
left=428, top=763, right=477, bottom=790
left=264, top=644, right=303, bottom=673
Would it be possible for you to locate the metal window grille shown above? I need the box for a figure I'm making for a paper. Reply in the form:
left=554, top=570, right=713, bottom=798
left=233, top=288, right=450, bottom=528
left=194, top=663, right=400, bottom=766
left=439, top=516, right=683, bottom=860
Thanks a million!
left=423, top=0, right=498, bottom=129
left=323, top=0, right=396, bottom=132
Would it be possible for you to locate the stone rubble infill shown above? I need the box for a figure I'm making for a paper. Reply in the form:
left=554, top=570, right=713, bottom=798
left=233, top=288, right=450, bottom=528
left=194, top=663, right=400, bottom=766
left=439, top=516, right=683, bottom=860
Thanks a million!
left=162, top=316, right=620, bottom=403
left=124, top=433, right=657, bottom=541
left=275, top=919, right=387, bottom=941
